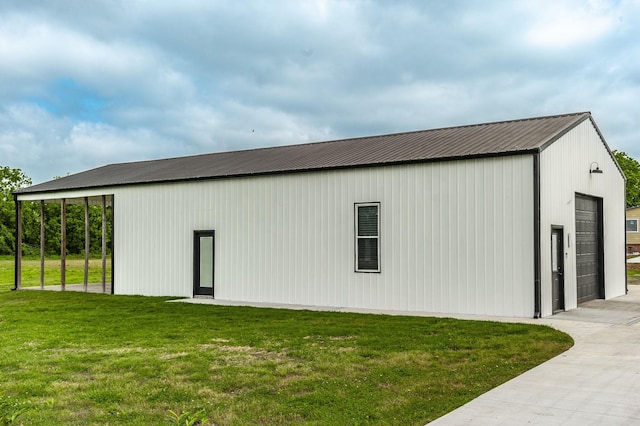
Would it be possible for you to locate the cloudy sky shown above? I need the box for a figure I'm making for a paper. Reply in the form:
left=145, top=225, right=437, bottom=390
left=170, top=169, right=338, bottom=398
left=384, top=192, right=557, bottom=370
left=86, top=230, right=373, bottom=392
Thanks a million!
left=1, top=0, right=639, bottom=184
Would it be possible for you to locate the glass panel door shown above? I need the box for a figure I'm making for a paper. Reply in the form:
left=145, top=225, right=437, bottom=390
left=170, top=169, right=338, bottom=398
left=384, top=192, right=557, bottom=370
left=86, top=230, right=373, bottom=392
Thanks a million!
left=551, top=227, right=564, bottom=313
left=194, top=231, right=214, bottom=296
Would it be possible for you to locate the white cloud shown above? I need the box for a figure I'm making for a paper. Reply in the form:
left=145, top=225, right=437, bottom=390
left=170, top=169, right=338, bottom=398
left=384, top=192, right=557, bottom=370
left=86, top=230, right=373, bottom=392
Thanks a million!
left=523, top=1, right=617, bottom=48
left=0, top=0, right=639, bottom=184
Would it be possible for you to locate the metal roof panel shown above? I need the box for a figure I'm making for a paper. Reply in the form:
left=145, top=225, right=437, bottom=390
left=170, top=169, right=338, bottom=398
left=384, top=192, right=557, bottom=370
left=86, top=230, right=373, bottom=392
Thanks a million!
left=16, top=112, right=590, bottom=194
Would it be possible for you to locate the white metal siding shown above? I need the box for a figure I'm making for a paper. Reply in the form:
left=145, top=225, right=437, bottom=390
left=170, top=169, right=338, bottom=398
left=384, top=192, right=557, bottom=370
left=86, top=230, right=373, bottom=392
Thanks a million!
left=540, top=120, right=626, bottom=317
left=106, top=155, right=534, bottom=317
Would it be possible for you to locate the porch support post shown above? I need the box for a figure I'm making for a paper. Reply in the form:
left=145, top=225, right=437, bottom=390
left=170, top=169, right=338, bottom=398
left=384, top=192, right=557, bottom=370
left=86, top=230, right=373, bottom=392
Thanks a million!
left=84, top=197, right=89, bottom=292
left=61, top=198, right=66, bottom=291
left=14, top=197, right=22, bottom=290
left=101, top=195, right=107, bottom=293
left=40, top=200, right=45, bottom=289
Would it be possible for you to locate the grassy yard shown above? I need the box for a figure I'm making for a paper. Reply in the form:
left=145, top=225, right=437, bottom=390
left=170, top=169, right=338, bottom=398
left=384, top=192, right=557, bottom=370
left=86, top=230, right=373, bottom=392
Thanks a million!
left=0, top=256, right=111, bottom=288
left=626, top=258, right=640, bottom=285
left=627, top=269, right=640, bottom=285
left=0, top=258, right=573, bottom=425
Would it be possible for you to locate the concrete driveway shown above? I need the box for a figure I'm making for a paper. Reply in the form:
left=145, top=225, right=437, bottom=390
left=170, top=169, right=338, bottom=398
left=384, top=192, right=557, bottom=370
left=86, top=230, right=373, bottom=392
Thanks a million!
left=430, top=285, right=640, bottom=425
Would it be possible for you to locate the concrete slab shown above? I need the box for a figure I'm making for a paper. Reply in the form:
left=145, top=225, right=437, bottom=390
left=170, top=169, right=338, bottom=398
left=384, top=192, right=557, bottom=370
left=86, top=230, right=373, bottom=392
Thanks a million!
left=430, top=286, right=640, bottom=425
left=21, top=283, right=112, bottom=294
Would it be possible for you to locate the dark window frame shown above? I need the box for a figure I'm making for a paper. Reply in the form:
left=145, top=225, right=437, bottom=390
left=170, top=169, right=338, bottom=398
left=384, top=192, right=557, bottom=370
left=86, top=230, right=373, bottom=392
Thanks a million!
left=354, top=202, right=381, bottom=273
left=193, top=230, right=215, bottom=297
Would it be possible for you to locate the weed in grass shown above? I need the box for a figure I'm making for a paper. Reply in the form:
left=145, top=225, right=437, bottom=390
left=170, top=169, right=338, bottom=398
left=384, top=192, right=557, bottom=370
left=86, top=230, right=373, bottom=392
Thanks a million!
left=166, top=409, right=209, bottom=426
left=0, top=396, right=30, bottom=425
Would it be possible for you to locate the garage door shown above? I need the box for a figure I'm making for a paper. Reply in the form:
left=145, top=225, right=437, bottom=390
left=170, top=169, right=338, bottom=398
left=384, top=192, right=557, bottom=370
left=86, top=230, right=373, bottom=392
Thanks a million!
left=575, top=194, right=603, bottom=303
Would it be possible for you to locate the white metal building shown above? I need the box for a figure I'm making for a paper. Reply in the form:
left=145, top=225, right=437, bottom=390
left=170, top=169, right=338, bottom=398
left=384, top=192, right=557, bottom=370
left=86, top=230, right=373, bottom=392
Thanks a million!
left=14, top=112, right=626, bottom=318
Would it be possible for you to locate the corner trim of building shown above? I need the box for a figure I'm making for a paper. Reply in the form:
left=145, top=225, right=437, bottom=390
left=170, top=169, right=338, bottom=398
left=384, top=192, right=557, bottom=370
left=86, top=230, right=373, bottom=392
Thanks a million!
left=533, top=153, right=542, bottom=318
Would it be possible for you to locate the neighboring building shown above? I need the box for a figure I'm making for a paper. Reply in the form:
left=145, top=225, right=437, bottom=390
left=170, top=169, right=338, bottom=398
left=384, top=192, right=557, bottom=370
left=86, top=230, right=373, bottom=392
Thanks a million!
left=627, top=206, right=640, bottom=253
left=14, top=112, right=626, bottom=318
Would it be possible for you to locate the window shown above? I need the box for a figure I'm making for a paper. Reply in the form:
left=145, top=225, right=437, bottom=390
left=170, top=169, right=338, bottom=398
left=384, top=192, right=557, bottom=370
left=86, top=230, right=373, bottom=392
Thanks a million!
left=355, top=202, right=380, bottom=272
left=627, top=218, right=639, bottom=233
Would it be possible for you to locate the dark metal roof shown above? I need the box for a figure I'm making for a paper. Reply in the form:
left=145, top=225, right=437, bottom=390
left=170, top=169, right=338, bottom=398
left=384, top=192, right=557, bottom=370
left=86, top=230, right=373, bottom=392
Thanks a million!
left=16, top=112, right=591, bottom=195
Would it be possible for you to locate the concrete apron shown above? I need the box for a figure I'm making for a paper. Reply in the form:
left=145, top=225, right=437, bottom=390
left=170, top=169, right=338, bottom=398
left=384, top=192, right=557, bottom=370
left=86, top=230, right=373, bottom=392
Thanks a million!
left=429, top=286, right=640, bottom=426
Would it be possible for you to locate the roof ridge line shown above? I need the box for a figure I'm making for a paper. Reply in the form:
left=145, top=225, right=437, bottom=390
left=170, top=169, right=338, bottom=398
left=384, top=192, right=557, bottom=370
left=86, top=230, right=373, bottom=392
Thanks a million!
left=101, top=111, right=593, bottom=169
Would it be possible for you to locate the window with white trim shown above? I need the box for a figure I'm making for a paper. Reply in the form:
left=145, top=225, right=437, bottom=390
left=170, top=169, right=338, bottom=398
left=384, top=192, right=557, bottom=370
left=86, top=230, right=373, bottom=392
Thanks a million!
left=627, top=218, right=639, bottom=233
left=355, top=202, right=380, bottom=272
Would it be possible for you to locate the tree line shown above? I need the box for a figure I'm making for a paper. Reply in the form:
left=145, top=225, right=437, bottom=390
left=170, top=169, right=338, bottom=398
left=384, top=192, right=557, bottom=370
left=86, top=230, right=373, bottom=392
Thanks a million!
left=0, top=166, right=112, bottom=256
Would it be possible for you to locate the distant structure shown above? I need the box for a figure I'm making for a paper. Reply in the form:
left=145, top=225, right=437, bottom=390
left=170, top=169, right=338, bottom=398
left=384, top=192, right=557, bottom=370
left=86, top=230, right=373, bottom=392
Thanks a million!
left=627, top=206, right=640, bottom=254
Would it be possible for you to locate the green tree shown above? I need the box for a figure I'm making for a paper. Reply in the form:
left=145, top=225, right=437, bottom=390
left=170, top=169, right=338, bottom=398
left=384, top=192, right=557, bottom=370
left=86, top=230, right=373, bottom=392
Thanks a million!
left=613, top=151, right=640, bottom=207
left=0, top=167, right=32, bottom=255
left=0, top=166, right=113, bottom=256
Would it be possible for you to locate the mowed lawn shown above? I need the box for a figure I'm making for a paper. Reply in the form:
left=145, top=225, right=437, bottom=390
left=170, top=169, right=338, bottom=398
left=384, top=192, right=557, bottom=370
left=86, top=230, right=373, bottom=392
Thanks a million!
left=0, top=256, right=111, bottom=288
left=0, top=259, right=572, bottom=425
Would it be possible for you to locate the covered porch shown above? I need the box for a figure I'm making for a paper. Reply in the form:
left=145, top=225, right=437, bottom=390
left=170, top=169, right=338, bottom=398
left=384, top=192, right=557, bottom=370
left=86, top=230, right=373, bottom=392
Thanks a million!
left=14, top=194, right=114, bottom=294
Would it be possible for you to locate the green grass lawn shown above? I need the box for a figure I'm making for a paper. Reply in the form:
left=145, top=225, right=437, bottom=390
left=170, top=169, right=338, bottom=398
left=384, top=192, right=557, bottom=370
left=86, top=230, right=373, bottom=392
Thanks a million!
left=0, top=256, right=111, bottom=288
left=0, top=258, right=573, bottom=425
left=627, top=269, right=640, bottom=285
left=0, top=291, right=571, bottom=425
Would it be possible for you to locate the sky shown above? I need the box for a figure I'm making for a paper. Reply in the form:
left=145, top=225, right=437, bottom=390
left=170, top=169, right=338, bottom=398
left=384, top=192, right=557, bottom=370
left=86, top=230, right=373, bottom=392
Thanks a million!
left=1, top=0, right=639, bottom=185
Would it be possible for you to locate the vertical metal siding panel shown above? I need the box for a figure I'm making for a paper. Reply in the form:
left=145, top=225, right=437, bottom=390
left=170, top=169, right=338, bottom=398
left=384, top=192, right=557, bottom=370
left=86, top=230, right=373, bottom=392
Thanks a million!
left=484, top=162, right=496, bottom=314
left=339, top=171, right=349, bottom=306
left=437, top=162, right=447, bottom=312
left=403, top=166, right=412, bottom=311
left=498, top=159, right=510, bottom=314
left=388, top=168, right=399, bottom=309
left=441, top=164, right=450, bottom=311
left=509, top=159, right=524, bottom=315
left=447, top=164, right=458, bottom=313
left=272, top=178, right=282, bottom=302
left=472, top=162, right=484, bottom=313
left=394, top=166, right=408, bottom=310
left=504, top=159, right=518, bottom=315
left=428, top=166, right=437, bottom=310
left=460, top=161, right=472, bottom=312
left=274, top=178, right=286, bottom=302
left=110, top=154, right=533, bottom=316
left=304, top=175, right=314, bottom=305
left=453, top=162, right=465, bottom=313
left=294, top=177, right=306, bottom=303
left=433, top=163, right=445, bottom=311
left=466, top=162, right=479, bottom=313
left=316, top=175, right=325, bottom=305
left=496, top=160, right=507, bottom=313
left=490, top=160, right=502, bottom=314
left=463, top=164, right=474, bottom=313
left=518, top=156, right=535, bottom=317
left=540, top=120, right=625, bottom=316
left=320, top=174, right=331, bottom=305
left=412, top=166, right=424, bottom=311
